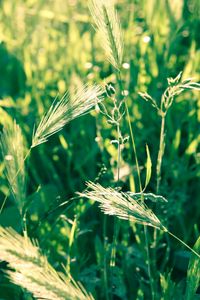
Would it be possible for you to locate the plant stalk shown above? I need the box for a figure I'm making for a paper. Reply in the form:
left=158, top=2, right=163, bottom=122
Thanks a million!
left=110, top=123, right=121, bottom=268
left=156, top=114, right=165, bottom=194
left=117, top=71, right=155, bottom=300
left=103, top=216, right=110, bottom=300
left=167, top=230, right=200, bottom=259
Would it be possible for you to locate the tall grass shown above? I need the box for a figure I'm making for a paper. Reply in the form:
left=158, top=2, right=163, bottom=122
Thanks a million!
left=0, top=0, right=200, bottom=299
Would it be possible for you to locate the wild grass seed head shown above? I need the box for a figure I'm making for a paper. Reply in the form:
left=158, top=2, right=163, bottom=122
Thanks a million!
left=78, top=182, right=163, bottom=229
left=32, top=83, right=104, bottom=147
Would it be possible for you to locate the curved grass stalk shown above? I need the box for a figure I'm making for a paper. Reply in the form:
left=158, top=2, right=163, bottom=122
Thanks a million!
left=140, top=73, right=200, bottom=296
left=1, top=85, right=103, bottom=217
left=79, top=182, right=200, bottom=260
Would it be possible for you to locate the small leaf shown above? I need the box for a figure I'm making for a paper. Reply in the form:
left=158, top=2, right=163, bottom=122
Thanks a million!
left=144, top=144, right=152, bottom=190
left=185, top=137, right=200, bottom=155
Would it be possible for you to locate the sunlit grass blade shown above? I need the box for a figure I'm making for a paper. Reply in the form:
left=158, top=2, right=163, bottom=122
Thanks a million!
left=78, top=182, right=163, bottom=229
left=185, top=236, right=200, bottom=300
left=31, top=83, right=104, bottom=148
left=144, top=144, right=152, bottom=190
left=0, top=121, right=26, bottom=214
left=89, top=0, right=123, bottom=70
left=0, top=226, right=94, bottom=300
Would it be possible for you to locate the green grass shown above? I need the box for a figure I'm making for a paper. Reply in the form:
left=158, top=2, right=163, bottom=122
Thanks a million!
left=0, top=0, right=200, bottom=299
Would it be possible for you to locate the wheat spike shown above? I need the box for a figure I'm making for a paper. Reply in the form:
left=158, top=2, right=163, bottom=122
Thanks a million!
left=0, top=226, right=94, bottom=300
left=32, top=83, right=104, bottom=148
left=0, top=121, right=26, bottom=213
left=89, top=0, right=123, bottom=70
left=78, top=182, right=163, bottom=229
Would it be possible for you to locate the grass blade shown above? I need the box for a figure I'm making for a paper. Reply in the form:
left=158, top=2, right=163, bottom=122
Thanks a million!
left=144, top=144, right=152, bottom=190
left=185, top=236, right=200, bottom=300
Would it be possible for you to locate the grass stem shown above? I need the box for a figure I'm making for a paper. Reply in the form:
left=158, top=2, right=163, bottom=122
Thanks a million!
left=110, top=122, right=121, bottom=269
left=156, top=115, right=165, bottom=194
left=103, top=216, right=110, bottom=300
left=117, top=71, right=155, bottom=300
left=167, top=230, right=200, bottom=259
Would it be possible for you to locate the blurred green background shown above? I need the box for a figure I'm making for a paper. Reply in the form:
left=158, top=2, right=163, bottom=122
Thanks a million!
left=0, top=0, right=199, bottom=299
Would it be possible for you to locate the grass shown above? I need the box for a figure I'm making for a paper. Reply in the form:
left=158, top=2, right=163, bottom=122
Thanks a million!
left=0, top=0, right=200, bottom=299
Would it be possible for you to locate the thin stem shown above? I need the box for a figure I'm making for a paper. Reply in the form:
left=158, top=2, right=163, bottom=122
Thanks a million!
left=110, top=123, right=121, bottom=268
left=116, top=71, right=155, bottom=300
left=96, top=112, right=110, bottom=300
left=110, top=221, right=120, bottom=268
left=153, top=114, right=166, bottom=275
left=117, top=123, right=121, bottom=182
left=167, top=230, right=200, bottom=259
left=156, top=115, right=165, bottom=194
left=117, top=71, right=142, bottom=190
left=144, top=226, right=155, bottom=300
left=0, top=195, right=8, bottom=215
left=66, top=217, right=77, bottom=274
left=103, top=216, right=110, bottom=300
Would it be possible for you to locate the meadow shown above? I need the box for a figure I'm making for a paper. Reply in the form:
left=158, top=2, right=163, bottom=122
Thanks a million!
left=0, top=0, right=200, bottom=299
